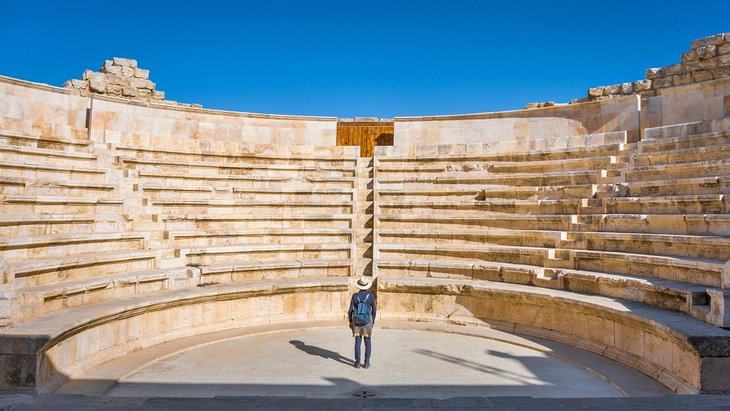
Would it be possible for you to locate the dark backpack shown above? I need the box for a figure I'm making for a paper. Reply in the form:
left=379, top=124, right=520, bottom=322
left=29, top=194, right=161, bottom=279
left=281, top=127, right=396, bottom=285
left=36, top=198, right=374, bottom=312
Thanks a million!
left=353, top=294, right=372, bottom=325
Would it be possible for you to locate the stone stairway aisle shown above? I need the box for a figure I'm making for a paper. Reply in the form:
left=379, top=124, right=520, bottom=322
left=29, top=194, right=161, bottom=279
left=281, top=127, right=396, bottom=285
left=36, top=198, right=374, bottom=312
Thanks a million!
left=355, top=157, right=374, bottom=277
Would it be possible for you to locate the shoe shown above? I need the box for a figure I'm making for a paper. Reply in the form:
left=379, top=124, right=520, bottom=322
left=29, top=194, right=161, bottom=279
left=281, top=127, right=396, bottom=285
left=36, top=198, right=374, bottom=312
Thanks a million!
left=354, top=361, right=361, bottom=368
left=363, top=362, right=370, bottom=369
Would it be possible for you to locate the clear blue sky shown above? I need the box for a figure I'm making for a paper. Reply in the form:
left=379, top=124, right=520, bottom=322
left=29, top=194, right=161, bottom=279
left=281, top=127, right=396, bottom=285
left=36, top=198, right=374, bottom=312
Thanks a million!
left=2, top=1, right=729, bottom=118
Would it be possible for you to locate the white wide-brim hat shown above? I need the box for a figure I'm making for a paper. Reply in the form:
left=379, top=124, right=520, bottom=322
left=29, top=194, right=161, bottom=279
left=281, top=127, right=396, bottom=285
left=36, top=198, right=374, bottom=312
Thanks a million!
left=355, top=276, right=372, bottom=290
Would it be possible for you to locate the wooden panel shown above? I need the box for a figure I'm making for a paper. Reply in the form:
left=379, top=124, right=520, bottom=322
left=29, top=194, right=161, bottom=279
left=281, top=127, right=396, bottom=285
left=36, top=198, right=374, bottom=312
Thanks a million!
left=337, top=121, right=394, bottom=157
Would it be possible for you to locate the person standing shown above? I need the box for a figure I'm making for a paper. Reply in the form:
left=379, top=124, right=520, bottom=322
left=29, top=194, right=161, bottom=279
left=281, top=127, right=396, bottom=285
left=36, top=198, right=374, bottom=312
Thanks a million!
left=348, top=276, right=376, bottom=369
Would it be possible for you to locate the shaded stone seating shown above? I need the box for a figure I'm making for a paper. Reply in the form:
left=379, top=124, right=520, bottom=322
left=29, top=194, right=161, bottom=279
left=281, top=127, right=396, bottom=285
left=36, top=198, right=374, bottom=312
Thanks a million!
left=373, top=260, right=719, bottom=323
left=376, top=276, right=730, bottom=393
left=0, top=278, right=348, bottom=392
left=0, top=143, right=97, bottom=168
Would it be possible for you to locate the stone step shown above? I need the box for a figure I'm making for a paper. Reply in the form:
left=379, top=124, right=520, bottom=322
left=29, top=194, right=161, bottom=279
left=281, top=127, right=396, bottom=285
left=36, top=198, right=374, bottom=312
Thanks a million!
left=374, top=132, right=627, bottom=164
left=0, top=130, right=91, bottom=150
left=178, top=243, right=354, bottom=266
left=377, top=185, right=595, bottom=201
left=377, top=213, right=572, bottom=231
left=117, top=144, right=358, bottom=165
left=158, top=213, right=355, bottom=230
left=639, top=130, right=730, bottom=154
left=594, top=175, right=730, bottom=198
left=377, top=199, right=583, bottom=215
left=375, top=243, right=725, bottom=288
left=137, top=171, right=357, bottom=188
left=0, top=142, right=97, bottom=166
left=376, top=170, right=601, bottom=187
left=19, top=268, right=189, bottom=319
left=120, top=156, right=356, bottom=177
left=165, top=228, right=354, bottom=247
left=148, top=199, right=354, bottom=214
left=0, top=232, right=150, bottom=262
left=374, top=259, right=721, bottom=324
left=632, top=143, right=730, bottom=167
left=9, top=248, right=162, bottom=288
left=0, top=160, right=107, bottom=182
left=197, top=259, right=353, bottom=285
left=0, top=195, right=125, bottom=214
left=377, top=227, right=730, bottom=260
left=627, top=158, right=730, bottom=182
left=0, top=214, right=125, bottom=237
left=0, top=176, right=116, bottom=197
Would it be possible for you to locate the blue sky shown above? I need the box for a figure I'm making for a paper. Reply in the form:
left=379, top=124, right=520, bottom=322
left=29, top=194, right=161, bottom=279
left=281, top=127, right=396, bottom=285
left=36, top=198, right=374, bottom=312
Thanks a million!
left=2, top=1, right=729, bottom=117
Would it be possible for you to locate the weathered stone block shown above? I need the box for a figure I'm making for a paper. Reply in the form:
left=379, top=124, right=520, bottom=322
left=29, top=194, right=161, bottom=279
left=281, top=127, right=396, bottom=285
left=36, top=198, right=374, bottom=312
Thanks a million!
left=691, top=70, right=713, bottom=83
left=697, top=45, right=718, bottom=60
left=88, top=76, right=106, bottom=93
left=121, top=86, right=136, bottom=97
left=131, top=78, right=155, bottom=90
left=691, top=33, right=727, bottom=49
left=152, top=90, right=165, bottom=100
left=133, top=68, right=149, bottom=79
left=682, top=49, right=699, bottom=62
left=106, top=84, right=122, bottom=96
left=619, top=82, right=633, bottom=94
left=633, top=79, right=652, bottom=92
left=82, top=69, right=95, bottom=80
left=63, top=79, right=88, bottom=89
left=718, top=43, right=730, bottom=56
left=646, top=68, right=661, bottom=80
left=588, top=87, right=604, bottom=98
left=112, top=57, right=137, bottom=68
left=121, top=66, right=134, bottom=77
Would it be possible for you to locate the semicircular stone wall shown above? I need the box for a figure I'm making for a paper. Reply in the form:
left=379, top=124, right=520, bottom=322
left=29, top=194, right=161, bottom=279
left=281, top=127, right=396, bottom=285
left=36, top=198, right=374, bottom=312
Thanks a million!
left=2, top=55, right=730, bottom=395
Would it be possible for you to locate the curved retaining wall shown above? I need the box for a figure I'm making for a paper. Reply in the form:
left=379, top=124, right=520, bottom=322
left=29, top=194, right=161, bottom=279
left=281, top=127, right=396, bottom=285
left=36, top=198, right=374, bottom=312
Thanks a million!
left=376, top=277, right=730, bottom=394
left=0, top=278, right=348, bottom=392
left=0, top=76, right=337, bottom=146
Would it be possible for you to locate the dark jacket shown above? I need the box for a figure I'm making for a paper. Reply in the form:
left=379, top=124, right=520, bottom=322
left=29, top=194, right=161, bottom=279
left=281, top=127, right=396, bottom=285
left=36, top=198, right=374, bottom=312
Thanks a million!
left=348, top=290, right=376, bottom=324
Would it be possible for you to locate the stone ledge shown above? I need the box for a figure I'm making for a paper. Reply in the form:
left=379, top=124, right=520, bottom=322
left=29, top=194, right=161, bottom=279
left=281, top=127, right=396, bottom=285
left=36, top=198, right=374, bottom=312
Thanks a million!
left=0, top=277, right=349, bottom=392
left=376, top=276, right=730, bottom=393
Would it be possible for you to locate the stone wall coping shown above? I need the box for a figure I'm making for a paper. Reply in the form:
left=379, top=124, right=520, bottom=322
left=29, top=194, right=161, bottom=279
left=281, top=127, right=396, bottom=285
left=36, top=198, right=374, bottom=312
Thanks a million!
left=393, top=95, right=639, bottom=122
left=377, top=276, right=730, bottom=356
left=0, top=75, right=335, bottom=122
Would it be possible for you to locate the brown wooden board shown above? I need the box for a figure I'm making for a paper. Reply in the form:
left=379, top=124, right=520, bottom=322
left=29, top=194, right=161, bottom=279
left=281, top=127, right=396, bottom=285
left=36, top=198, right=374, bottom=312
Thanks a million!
left=336, top=121, right=394, bottom=157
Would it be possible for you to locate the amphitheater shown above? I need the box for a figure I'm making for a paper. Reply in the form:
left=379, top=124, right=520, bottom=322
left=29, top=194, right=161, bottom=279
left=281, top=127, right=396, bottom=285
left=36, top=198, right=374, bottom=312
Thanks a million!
left=3, top=33, right=730, bottom=409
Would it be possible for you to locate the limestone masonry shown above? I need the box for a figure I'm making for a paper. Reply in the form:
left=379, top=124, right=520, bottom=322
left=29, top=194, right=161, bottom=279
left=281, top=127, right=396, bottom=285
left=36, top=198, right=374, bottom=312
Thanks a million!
left=526, top=32, right=730, bottom=108
left=63, top=57, right=201, bottom=108
left=2, top=32, right=730, bottom=399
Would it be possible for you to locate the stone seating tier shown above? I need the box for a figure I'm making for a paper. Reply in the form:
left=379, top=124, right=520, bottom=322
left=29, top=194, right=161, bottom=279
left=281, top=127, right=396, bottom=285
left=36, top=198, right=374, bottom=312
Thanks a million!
left=3, top=277, right=727, bottom=394
left=373, top=260, right=715, bottom=321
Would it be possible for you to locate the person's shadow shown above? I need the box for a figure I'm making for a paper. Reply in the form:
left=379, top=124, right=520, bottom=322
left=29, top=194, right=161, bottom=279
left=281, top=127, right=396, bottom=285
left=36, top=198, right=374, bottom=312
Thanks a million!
left=289, top=340, right=352, bottom=366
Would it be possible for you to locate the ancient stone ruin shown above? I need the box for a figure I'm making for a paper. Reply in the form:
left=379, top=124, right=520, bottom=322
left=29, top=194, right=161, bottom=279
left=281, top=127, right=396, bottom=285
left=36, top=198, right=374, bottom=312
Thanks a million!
left=526, top=32, right=730, bottom=108
left=63, top=57, right=201, bottom=107
left=2, top=32, right=730, bottom=404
